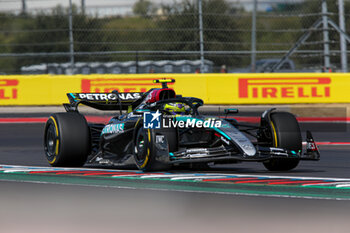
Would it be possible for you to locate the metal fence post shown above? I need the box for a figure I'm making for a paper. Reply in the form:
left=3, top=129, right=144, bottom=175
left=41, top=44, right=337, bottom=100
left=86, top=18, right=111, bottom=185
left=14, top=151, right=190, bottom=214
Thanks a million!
left=198, top=0, right=205, bottom=73
left=322, top=0, right=331, bottom=72
left=21, top=0, right=26, bottom=14
left=338, top=0, right=347, bottom=73
left=81, top=0, right=86, bottom=15
left=69, top=0, right=75, bottom=74
left=251, top=0, right=257, bottom=72
left=136, top=51, right=139, bottom=74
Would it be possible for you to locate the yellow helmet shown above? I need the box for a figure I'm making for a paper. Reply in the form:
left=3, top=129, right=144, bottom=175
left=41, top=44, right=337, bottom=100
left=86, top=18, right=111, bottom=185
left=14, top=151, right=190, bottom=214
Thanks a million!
left=163, top=102, right=186, bottom=114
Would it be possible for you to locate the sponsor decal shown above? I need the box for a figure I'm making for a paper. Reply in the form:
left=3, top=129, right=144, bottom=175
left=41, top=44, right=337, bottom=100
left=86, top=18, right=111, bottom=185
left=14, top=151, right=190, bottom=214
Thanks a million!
left=143, top=110, right=162, bottom=129
left=127, top=112, right=142, bottom=118
left=101, top=123, right=124, bottom=134
left=221, top=128, right=256, bottom=156
left=156, top=135, right=165, bottom=144
left=143, top=112, right=222, bottom=129
left=241, top=144, right=255, bottom=151
left=0, top=79, right=18, bottom=100
left=307, top=142, right=317, bottom=151
left=221, top=136, right=230, bottom=145
left=184, top=148, right=209, bottom=158
left=238, top=77, right=331, bottom=99
left=77, top=93, right=141, bottom=101
left=81, top=78, right=174, bottom=93
left=186, top=148, right=208, bottom=153
left=144, top=89, right=155, bottom=103
left=162, top=116, right=221, bottom=128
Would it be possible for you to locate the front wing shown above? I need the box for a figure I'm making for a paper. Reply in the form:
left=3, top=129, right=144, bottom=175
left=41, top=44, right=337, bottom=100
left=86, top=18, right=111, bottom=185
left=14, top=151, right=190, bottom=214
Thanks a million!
left=168, top=145, right=319, bottom=164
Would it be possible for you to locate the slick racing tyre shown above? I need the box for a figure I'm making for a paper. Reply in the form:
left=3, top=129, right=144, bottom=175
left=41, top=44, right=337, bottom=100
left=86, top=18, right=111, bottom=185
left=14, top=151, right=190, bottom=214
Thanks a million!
left=263, top=112, right=302, bottom=171
left=44, top=112, right=91, bottom=167
left=133, top=127, right=177, bottom=171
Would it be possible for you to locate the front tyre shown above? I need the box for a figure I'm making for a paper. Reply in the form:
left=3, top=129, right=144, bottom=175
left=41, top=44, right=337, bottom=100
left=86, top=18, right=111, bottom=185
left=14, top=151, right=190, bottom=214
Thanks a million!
left=44, top=112, right=91, bottom=167
left=133, top=127, right=175, bottom=171
left=263, top=112, right=302, bottom=171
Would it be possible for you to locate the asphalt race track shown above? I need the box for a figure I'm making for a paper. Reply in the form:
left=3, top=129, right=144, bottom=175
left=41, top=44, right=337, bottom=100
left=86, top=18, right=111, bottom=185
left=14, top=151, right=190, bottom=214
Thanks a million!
left=1, top=121, right=349, bottom=177
left=1, top=115, right=350, bottom=232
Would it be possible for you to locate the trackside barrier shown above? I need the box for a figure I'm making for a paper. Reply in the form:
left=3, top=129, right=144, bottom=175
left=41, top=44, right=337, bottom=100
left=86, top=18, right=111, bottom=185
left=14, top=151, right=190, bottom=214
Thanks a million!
left=0, top=73, right=350, bottom=105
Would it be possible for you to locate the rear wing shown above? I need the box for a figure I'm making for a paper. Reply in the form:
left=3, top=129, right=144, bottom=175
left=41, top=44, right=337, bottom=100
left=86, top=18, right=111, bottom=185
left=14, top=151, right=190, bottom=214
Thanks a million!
left=64, top=92, right=144, bottom=112
left=63, top=78, right=175, bottom=113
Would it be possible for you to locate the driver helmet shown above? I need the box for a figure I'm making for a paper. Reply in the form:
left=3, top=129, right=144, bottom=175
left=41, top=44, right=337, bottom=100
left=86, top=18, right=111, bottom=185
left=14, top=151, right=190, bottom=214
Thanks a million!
left=163, top=102, right=186, bottom=115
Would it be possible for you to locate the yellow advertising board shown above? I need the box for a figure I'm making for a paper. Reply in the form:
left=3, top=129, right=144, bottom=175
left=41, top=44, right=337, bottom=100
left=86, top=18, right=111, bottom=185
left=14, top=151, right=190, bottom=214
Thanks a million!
left=0, top=73, right=350, bottom=105
left=206, top=73, right=343, bottom=104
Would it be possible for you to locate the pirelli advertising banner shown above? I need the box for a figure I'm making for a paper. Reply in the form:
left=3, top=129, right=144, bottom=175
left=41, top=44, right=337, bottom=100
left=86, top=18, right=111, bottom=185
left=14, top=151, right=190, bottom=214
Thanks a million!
left=0, top=73, right=349, bottom=105
left=205, top=73, right=337, bottom=104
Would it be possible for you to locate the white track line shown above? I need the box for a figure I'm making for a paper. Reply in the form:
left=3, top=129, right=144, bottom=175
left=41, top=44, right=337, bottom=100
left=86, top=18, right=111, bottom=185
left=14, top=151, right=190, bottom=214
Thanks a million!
left=170, top=176, right=228, bottom=180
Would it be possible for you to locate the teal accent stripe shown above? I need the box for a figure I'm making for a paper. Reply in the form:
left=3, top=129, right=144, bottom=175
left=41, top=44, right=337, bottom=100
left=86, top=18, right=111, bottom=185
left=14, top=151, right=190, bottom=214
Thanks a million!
left=69, top=93, right=76, bottom=102
left=135, top=109, right=150, bottom=112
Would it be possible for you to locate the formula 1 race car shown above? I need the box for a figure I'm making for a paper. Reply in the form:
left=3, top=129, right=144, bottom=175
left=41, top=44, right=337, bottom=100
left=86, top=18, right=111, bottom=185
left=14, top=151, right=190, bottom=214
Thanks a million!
left=44, top=79, right=320, bottom=171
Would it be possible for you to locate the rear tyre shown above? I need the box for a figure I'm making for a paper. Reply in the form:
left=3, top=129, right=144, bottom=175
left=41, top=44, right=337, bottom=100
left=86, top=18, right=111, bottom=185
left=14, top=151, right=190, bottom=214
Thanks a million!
left=263, top=112, right=302, bottom=171
left=44, top=112, right=91, bottom=167
left=133, top=127, right=177, bottom=171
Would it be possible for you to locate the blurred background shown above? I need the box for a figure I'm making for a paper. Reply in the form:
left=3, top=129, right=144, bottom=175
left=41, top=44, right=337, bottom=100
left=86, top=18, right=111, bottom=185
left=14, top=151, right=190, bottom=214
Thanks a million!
left=0, top=0, right=350, bottom=75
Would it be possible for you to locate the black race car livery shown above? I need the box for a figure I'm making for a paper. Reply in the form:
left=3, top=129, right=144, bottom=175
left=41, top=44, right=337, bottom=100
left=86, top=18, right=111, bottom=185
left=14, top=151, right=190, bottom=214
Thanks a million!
left=44, top=79, right=320, bottom=171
